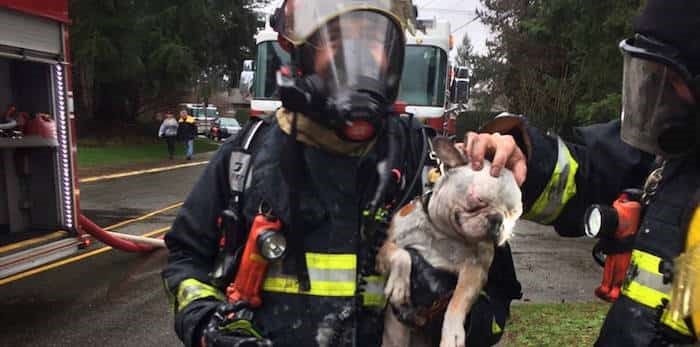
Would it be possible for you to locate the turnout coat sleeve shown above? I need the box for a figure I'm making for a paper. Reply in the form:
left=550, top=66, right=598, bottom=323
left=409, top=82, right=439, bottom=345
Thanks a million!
left=161, top=139, right=238, bottom=346
left=514, top=120, right=655, bottom=237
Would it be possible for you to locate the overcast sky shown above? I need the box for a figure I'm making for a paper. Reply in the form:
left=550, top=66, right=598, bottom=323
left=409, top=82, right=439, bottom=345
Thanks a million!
left=414, top=0, right=492, bottom=56
left=260, top=0, right=493, bottom=56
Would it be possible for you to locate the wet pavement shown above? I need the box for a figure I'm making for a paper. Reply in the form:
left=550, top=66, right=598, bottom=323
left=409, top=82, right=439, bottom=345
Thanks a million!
left=0, top=154, right=604, bottom=346
left=0, top=161, right=208, bottom=346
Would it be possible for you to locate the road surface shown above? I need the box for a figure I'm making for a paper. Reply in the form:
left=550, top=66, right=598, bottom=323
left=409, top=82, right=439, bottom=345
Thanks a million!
left=0, top=157, right=603, bottom=346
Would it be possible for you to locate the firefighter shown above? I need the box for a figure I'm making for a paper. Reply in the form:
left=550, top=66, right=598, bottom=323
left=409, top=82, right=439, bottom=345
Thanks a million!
left=462, top=0, right=700, bottom=345
left=161, top=1, right=522, bottom=346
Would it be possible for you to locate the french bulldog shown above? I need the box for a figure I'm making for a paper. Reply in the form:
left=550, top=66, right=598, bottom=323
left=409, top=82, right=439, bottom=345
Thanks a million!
left=376, top=136, right=523, bottom=347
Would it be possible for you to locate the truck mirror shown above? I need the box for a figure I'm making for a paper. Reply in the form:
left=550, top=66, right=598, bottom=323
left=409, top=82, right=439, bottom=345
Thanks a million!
left=452, top=79, right=469, bottom=104
left=239, top=60, right=255, bottom=96
left=450, top=66, right=469, bottom=104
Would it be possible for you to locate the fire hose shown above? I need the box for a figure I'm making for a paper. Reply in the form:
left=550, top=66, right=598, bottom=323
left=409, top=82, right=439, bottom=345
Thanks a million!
left=79, top=214, right=165, bottom=252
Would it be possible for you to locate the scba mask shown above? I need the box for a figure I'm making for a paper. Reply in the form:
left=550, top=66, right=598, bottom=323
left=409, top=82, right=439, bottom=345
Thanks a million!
left=273, top=0, right=413, bottom=142
left=620, top=34, right=699, bottom=158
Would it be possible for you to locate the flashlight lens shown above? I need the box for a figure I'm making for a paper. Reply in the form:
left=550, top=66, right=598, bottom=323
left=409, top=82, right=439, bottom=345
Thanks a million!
left=586, top=207, right=602, bottom=238
left=259, top=231, right=287, bottom=260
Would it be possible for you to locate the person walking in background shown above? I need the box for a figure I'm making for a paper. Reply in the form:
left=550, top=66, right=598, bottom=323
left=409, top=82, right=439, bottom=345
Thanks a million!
left=176, top=110, right=196, bottom=160
left=158, top=112, right=179, bottom=160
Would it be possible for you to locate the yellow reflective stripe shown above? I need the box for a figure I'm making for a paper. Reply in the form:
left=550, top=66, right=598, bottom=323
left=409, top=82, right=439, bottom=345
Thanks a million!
left=263, top=253, right=357, bottom=296
left=632, top=250, right=663, bottom=274
left=263, top=277, right=356, bottom=296
left=176, top=278, right=225, bottom=312
left=623, top=280, right=669, bottom=309
left=661, top=309, right=692, bottom=336
left=491, top=318, right=502, bottom=335
left=363, top=275, right=387, bottom=307
left=524, top=137, right=578, bottom=224
left=622, top=250, right=692, bottom=336
left=305, top=252, right=356, bottom=270
left=220, top=319, right=263, bottom=339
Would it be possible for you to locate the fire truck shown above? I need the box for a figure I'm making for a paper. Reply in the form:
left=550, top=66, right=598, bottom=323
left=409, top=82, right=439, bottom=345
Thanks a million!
left=0, top=0, right=160, bottom=281
left=246, top=16, right=466, bottom=137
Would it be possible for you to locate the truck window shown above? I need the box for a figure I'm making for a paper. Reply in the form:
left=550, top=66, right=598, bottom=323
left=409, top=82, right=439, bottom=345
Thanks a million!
left=397, top=45, right=448, bottom=107
left=252, top=41, right=290, bottom=100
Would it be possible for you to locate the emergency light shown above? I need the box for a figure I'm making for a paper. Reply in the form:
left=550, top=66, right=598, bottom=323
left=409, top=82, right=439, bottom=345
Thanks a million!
left=584, top=204, right=618, bottom=238
left=257, top=230, right=286, bottom=261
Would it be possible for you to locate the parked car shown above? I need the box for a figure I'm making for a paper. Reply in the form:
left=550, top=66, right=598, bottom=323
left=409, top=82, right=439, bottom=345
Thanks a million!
left=208, top=117, right=242, bottom=141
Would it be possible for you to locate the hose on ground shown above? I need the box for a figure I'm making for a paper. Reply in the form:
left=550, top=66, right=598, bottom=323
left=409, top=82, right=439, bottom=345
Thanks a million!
left=79, top=214, right=163, bottom=252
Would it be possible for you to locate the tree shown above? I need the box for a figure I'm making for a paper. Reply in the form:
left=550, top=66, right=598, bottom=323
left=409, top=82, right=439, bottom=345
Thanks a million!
left=470, top=0, right=643, bottom=135
left=69, top=0, right=262, bottom=129
left=455, top=34, right=473, bottom=67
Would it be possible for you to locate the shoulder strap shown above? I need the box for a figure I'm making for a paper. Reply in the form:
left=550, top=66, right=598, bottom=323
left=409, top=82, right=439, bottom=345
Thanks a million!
left=227, top=116, right=272, bottom=198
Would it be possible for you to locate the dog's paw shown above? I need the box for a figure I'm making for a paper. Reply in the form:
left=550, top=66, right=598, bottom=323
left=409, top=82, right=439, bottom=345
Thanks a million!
left=439, top=321, right=466, bottom=347
left=384, top=249, right=411, bottom=306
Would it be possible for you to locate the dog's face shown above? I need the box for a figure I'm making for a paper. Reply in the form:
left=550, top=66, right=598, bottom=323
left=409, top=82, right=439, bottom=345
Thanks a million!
left=427, top=137, right=522, bottom=246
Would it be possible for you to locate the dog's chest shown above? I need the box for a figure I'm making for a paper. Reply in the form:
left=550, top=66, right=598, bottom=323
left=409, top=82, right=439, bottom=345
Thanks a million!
left=391, top=202, right=471, bottom=272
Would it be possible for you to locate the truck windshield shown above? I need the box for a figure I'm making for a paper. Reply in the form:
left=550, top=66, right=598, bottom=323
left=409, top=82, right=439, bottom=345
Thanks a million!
left=398, top=45, right=448, bottom=107
left=252, top=41, right=290, bottom=100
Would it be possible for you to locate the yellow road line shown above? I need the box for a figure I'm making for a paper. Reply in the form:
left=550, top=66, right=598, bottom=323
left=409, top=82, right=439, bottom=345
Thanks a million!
left=0, top=203, right=181, bottom=257
left=80, top=161, right=208, bottom=183
left=0, top=227, right=171, bottom=285
left=0, top=231, right=68, bottom=254
left=103, top=202, right=183, bottom=230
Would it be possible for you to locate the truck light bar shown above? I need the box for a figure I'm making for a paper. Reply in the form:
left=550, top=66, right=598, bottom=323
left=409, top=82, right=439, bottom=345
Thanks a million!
left=53, top=64, right=74, bottom=229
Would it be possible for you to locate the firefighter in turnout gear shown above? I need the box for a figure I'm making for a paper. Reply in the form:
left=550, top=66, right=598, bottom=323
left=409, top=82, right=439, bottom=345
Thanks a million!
left=462, top=0, right=700, bottom=345
left=161, top=1, right=522, bottom=346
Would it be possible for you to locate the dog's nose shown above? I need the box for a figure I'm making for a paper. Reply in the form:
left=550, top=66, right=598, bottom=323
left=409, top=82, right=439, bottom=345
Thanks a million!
left=487, top=213, right=503, bottom=243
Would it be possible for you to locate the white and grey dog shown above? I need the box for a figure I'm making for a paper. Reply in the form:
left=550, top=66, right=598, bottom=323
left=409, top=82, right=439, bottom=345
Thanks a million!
left=376, top=136, right=523, bottom=347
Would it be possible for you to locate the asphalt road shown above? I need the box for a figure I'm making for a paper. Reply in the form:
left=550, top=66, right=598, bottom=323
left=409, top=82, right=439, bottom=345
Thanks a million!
left=0, top=158, right=604, bottom=346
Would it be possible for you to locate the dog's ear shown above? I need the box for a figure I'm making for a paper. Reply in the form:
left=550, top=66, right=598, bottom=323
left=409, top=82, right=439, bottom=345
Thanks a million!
left=432, top=136, right=467, bottom=169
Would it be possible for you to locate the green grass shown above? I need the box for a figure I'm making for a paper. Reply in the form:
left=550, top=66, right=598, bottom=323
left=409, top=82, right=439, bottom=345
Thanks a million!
left=77, top=138, right=220, bottom=168
left=500, top=302, right=610, bottom=346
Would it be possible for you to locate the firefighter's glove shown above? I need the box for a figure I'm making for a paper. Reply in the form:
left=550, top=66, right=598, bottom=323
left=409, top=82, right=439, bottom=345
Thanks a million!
left=200, top=301, right=272, bottom=347
left=391, top=247, right=457, bottom=327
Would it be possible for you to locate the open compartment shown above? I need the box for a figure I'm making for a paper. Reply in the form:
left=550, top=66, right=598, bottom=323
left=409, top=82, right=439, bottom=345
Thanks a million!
left=0, top=56, right=72, bottom=244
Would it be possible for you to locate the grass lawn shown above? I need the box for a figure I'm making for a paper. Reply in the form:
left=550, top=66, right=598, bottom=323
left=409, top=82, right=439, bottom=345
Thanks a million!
left=77, top=138, right=220, bottom=168
left=500, top=302, right=610, bottom=346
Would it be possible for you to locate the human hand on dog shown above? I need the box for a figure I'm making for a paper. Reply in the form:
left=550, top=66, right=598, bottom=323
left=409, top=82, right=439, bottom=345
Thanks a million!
left=460, top=132, right=527, bottom=186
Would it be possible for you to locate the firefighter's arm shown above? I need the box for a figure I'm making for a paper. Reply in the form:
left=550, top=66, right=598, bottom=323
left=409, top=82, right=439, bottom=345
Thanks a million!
left=161, top=142, right=235, bottom=347
left=473, top=116, right=655, bottom=237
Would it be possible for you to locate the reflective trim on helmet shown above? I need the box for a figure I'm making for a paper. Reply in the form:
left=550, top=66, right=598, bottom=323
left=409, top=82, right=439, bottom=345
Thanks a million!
left=622, top=250, right=692, bottom=336
left=524, top=137, right=578, bottom=224
left=176, top=278, right=226, bottom=312
left=278, top=0, right=414, bottom=45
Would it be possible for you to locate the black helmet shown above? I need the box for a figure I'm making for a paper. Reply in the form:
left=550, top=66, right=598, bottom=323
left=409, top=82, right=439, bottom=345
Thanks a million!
left=271, top=0, right=416, bottom=141
left=619, top=0, right=699, bottom=157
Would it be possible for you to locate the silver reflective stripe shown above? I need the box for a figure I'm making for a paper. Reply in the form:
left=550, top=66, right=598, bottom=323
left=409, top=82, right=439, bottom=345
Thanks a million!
left=243, top=120, right=264, bottom=150
left=364, top=276, right=386, bottom=296
left=634, top=267, right=671, bottom=293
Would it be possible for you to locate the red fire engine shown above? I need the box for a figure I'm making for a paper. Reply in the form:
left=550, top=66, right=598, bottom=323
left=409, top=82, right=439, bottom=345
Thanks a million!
left=0, top=0, right=159, bottom=281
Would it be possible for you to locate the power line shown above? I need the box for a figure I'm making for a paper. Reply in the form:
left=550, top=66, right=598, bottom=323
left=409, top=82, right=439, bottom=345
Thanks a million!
left=419, top=0, right=439, bottom=9
left=420, top=8, right=476, bottom=14
left=451, top=16, right=480, bottom=33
